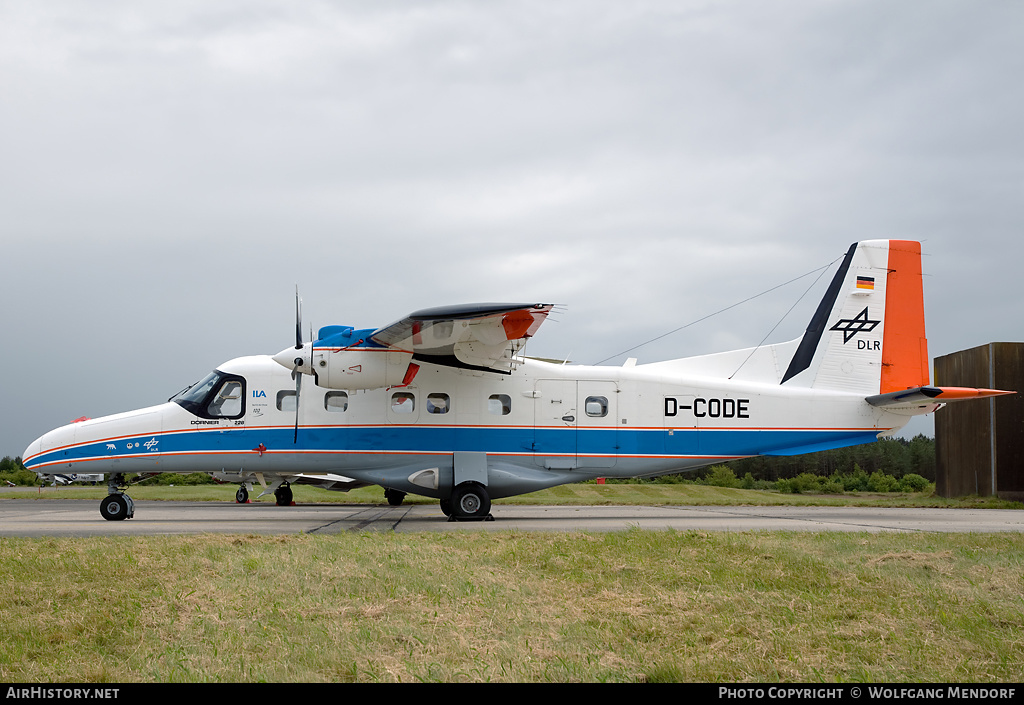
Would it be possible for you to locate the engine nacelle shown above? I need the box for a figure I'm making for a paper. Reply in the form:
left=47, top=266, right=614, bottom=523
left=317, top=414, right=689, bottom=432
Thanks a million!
left=312, top=348, right=415, bottom=390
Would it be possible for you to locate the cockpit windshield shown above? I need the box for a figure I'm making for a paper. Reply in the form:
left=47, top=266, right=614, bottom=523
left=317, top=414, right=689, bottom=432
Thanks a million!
left=172, top=372, right=221, bottom=406
left=171, top=370, right=246, bottom=420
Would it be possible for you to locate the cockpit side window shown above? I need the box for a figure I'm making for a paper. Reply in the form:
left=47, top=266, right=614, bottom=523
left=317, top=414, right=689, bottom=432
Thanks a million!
left=208, top=381, right=243, bottom=417
left=172, top=370, right=246, bottom=420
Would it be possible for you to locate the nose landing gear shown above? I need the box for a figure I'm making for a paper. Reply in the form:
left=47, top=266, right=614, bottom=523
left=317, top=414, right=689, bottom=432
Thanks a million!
left=99, top=474, right=134, bottom=521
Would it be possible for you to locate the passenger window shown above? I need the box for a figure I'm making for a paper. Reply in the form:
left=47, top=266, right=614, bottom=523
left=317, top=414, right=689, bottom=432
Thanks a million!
left=277, top=390, right=297, bottom=412
left=391, top=392, right=415, bottom=414
left=325, top=392, right=348, bottom=413
left=488, top=394, right=511, bottom=416
left=427, top=393, right=450, bottom=414
left=207, top=381, right=243, bottom=417
left=585, top=396, right=609, bottom=418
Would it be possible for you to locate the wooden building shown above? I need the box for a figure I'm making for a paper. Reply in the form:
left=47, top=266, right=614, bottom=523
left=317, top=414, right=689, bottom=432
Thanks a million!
left=934, top=343, right=1023, bottom=500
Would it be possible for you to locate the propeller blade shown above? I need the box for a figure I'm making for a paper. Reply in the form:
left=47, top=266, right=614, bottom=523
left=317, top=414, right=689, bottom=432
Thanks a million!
left=294, top=287, right=303, bottom=350
left=293, top=363, right=302, bottom=444
left=289, top=287, right=307, bottom=444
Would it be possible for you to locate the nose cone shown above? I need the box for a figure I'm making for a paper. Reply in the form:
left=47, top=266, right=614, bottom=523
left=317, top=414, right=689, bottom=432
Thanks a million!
left=273, top=344, right=311, bottom=375
left=22, top=436, right=42, bottom=470
left=22, top=422, right=76, bottom=471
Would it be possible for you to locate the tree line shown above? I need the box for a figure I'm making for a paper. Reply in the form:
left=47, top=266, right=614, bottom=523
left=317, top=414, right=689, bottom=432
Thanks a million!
left=722, top=434, right=936, bottom=482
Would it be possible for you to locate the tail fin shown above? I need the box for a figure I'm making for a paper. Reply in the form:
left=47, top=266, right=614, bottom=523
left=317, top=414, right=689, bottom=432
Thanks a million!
left=781, top=240, right=929, bottom=394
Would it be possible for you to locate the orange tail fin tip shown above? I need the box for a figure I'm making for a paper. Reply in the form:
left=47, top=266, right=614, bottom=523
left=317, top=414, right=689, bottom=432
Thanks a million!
left=880, top=240, right=929, bottom=394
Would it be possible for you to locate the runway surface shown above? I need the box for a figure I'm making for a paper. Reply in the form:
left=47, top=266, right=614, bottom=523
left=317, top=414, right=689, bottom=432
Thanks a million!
left=1, top=498, right=1023, bottom=536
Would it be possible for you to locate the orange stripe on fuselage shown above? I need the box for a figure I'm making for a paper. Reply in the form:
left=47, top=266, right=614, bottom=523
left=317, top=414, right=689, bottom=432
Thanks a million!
left=880, top=240, right=930, bottom=394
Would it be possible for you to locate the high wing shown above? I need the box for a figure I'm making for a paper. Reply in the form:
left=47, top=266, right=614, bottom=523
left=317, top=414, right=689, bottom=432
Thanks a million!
left=370, top=302, right=555, bottom=373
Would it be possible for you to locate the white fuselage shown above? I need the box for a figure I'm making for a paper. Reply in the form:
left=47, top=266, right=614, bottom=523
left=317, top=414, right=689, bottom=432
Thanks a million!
left=22, top=354, right=913, bottom=500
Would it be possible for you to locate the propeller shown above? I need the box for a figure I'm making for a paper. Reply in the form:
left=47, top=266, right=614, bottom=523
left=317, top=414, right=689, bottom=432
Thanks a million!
left=272, top=287, right=317, bottom=444
left=291, top=287, right=304, bottom=444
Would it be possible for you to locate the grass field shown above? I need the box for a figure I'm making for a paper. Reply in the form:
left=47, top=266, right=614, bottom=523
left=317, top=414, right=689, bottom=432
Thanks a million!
left=1, top=531, right=1022, bottom=682
left=2, top=484, right=1022, bottom=683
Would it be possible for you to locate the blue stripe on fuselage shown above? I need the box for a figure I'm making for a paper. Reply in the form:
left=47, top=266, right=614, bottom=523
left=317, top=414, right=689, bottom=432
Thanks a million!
left=25, top=425, right=879, bottom=469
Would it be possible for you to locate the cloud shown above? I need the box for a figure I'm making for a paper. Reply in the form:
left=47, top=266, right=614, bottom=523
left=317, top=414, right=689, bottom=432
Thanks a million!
left=2, top=1, right=1022, bottom=455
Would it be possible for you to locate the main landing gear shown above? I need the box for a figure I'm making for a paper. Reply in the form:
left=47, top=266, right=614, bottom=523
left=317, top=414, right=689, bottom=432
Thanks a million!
left=233, top=479, right=292, bottom=506
left=443, top=483, right=493, bottom=522
left=384, top=488, right=407, bottom=506
left=99, top=473, right=134, bottom=521
left=274, top=482, right=294, bottom=507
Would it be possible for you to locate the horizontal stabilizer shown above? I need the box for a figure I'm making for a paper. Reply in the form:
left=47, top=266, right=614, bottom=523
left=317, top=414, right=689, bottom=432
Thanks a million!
left=866, top=386, right=1014, bottom=409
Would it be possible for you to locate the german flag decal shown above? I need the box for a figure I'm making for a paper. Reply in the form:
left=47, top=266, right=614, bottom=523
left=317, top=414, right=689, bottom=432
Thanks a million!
left=856, top=276, right=875, bottom=290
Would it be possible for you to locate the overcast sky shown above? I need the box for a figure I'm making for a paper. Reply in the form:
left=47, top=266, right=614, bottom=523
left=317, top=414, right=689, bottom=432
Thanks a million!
left=2, top=1, right=1021, bottom=458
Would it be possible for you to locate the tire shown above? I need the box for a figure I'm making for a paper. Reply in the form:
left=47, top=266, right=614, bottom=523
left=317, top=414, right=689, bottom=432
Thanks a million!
left=451, top=483, right=490, bottom=520
left=274, top=484, right=293, bottom=506
left=235, top=486, right=248, bottom=504
left=385, top=489, right=406, bottom=506
left=439, top=499, right=452, bottom=516
left=100, top=494, right=129, bottom=521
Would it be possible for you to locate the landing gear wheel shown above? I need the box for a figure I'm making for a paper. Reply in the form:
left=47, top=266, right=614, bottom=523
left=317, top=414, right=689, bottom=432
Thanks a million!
left=274, top=483, right=293, bottom=506
left=449, top=483, right=492, bottom=521
left=235, top=486, right=249, bottom=504
left=100, top=494, right=133, bottom=521
left=384, top=489, right=406, bottom=506
left=439, top=499, right=452, bottom=517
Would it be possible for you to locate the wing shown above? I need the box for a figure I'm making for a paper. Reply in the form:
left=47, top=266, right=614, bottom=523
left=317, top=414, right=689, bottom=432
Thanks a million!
left=370, top=302, right=555, bottom=373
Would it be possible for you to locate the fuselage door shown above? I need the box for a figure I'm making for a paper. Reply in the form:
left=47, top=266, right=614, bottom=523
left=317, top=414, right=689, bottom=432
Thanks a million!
left=534, top=379, right=577, bottom=468
left=577, top=382, right=618, bottom=469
